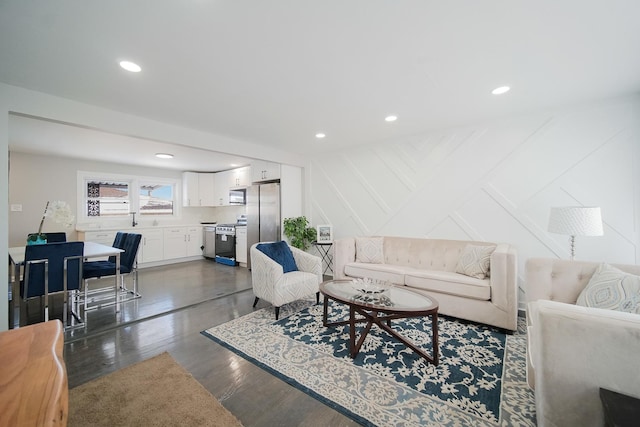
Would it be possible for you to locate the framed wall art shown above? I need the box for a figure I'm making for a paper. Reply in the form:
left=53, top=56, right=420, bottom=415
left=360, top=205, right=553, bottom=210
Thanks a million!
left=316, top=224, right=333, bottom=243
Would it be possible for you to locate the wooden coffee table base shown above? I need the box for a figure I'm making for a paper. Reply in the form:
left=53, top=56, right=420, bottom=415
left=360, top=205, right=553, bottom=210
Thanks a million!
left=322, top=295, right=439, bottom=366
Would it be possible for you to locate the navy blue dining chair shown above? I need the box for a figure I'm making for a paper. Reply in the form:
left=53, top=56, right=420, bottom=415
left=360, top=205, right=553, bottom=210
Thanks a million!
left=82, top=233, right=142, bottom=308
left=43, top=232, right=67, bottom=243
left=21, top=241, right=84, bottom=328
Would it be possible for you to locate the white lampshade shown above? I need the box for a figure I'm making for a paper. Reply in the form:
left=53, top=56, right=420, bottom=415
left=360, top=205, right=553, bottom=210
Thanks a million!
left=548, top=207, right=603, bottom=236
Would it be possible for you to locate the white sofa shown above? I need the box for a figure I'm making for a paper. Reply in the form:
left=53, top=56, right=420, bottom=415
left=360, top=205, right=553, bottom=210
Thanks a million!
left=526, top=258, right=640, bottom=427
left=333, top=236, right=518, bottom=331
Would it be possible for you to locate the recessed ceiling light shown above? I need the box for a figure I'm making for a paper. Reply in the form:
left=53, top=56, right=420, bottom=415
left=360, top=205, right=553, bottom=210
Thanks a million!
left=315, top=133, right=326, bottom=139
left=230, top=163, right=239, bottom=167
left=385, top=115, right=398, bottom=122
left=491, top=86, right=510, bottom=95
left=155, top=153, right=173, bottom=159
left=119, top=60, right=142, bottom=73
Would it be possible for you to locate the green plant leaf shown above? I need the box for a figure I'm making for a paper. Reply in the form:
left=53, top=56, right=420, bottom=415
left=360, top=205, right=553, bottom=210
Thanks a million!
left=283, top=216, right=316, bottom=251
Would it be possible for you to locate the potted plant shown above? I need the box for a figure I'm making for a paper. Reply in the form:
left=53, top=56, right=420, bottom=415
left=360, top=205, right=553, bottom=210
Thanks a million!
left=27, top=200, right=75, bottom=245
left=283, top=216, right=317, bottom=251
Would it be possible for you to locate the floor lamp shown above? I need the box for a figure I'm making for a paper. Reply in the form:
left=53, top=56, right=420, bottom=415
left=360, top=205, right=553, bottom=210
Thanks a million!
left=548, top=206, right=603, bottom=260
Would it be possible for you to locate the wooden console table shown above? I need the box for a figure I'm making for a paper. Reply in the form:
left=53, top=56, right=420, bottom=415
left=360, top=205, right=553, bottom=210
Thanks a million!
left=0, top=320, right=68, bottom=426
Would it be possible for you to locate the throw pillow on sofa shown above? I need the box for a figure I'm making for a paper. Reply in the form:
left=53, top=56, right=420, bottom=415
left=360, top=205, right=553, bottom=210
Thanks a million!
left=355, top=237, right=384, bottom=264
left=256, top=241, right=299, bottom=273
left=455, top=244, right=495, bottom=279
left=576, top=263, right=640, bottom=314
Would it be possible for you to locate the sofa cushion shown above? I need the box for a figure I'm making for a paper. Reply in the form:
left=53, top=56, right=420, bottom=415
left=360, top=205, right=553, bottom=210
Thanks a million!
left=344, top=262, right=405, bottom=285
left=355, top=237, right=384, bottom=263
left=455, top=244, right=496, bottom=279
left=405, top=270, right=491, bottom=300
left=256, top=241, right=298, bottom=273
left=576, top=263, right=640, bottom=314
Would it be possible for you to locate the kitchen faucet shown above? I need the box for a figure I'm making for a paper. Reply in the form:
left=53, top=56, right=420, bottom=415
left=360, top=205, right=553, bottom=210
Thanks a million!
left=131, top=212, right=138, bottom=227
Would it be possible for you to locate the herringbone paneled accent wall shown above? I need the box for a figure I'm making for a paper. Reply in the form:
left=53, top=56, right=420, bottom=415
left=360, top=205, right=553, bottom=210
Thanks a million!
left=308, top=96, right=640, bottom=306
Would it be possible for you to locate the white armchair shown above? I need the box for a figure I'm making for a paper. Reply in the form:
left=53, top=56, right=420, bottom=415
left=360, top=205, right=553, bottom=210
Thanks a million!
left=526, top=258, right=640, bottom=427
left=250, top=242, right=322, bottom=319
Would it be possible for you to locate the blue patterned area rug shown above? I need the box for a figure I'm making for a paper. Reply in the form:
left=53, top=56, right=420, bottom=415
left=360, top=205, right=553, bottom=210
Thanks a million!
left=202, top=299, right=536, bottom=426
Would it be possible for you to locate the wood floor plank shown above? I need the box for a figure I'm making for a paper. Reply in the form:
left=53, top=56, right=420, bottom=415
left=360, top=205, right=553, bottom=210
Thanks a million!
left=63, top=260, right=360, bottom=426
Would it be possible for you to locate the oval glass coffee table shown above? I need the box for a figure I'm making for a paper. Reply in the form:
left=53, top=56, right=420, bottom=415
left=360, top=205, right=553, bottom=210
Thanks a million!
left=320, top=279, right=440, bottom=365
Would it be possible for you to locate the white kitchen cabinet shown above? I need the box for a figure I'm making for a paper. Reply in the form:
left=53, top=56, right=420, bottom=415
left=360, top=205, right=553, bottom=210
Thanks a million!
left=182, top=172, right=200, bottom=207
left=78, top=225, right=204, bottom=266
left=213, top=170, right=232, bottom=206
left=251, top=160, right=281, bottom=183
left=236, top=226, right=247, bottom=264
left=182, top=172, right=216, bottom=206
left=199, top=173, right=216, bottom=206
left=140, top=228, right=164, bottom=263
left=163, top=227, right=187, bottom=259
left=80, top=230, right=116, bottom=246
left=186, top=227, right=203, bottom=257
left=163, top=226, right=203, bottom=259
left=230, top=166, right=250, bottom=188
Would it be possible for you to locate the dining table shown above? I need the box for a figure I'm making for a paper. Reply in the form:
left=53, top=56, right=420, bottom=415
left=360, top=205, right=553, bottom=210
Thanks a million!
left=8, top=241, right=124, bottom=329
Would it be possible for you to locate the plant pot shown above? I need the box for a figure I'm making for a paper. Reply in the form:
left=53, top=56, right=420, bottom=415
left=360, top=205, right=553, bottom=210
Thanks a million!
left=27, top=233, right=47, bottom=245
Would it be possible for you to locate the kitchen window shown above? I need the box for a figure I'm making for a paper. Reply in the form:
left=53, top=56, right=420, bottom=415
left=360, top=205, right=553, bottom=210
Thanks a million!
left=139, top=182, right=175, bottom=216
left=86, top=180, right=130, bottom=217
left=78, top=171, right=180, bottom=222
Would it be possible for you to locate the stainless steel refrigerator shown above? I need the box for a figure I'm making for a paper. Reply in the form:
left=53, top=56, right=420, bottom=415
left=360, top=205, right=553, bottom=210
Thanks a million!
left=246, top=182, right=281, bottom=269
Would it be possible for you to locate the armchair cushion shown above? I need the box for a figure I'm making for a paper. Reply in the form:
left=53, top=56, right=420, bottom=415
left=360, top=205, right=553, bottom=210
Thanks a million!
left=256, top=241, right=298, bottom=273
left=576, top=263, right=640, bottom=314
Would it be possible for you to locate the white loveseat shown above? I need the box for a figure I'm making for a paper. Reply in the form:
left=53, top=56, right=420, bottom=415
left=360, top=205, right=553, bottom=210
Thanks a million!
left=526, top=258, right=640, bottom=427
left=333, top=236, right=518, bottom=331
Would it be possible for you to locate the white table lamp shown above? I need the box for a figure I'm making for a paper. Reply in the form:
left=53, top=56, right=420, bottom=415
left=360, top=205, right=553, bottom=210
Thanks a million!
left=548, top=206, right=603, bottom=260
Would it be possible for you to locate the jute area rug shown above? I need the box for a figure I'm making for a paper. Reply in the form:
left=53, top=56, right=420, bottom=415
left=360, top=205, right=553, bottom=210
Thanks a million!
left=68, top=352, right=243, bottom=427
left=202, top=299, right=536, bottom=427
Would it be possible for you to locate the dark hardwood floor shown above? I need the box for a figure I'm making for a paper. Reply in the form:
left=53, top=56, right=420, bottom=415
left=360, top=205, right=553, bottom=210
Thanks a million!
left=63, top=259, right=360, bottom=427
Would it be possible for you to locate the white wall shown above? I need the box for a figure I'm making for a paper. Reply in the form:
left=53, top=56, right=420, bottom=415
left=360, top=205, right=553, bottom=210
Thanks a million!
left=0, top=82, right=303, bottom=330
left=308, top=95, right=640, bottom=307
left=280, top=164, right=303, bottom=230
left=8, top=152, right=248, bottom=247
left=0, top=97, right=8, bottom=329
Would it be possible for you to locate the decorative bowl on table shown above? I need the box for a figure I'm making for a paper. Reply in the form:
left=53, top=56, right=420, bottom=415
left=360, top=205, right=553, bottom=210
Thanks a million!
left=350, top=278, right=393, bottom=306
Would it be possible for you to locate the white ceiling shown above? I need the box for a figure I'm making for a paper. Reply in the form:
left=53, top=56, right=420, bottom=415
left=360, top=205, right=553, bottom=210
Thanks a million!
left=8, top=114, right=252, bottom=172
left=1, top=1, right=640, bottom=170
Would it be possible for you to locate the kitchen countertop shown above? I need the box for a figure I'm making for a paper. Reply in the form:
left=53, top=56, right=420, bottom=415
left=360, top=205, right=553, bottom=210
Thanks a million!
left=76, top=223, right=213, bottom=232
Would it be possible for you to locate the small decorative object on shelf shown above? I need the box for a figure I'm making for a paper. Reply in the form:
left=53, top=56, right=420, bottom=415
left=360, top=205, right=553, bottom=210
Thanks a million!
left=316, top=224, right=333, bottom=243
left=27, top=200, right=75, bottom=245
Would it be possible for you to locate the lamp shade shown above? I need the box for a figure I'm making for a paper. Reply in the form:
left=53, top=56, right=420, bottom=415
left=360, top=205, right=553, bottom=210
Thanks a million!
left=548, top=206, right=603, bottom=236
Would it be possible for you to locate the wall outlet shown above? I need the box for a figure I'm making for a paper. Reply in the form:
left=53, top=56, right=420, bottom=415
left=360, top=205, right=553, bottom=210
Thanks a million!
left=10, top=204, right=22, bottom=212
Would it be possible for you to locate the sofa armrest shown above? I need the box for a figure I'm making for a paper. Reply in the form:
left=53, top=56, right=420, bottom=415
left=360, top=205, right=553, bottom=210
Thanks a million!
left=333, top=238, right=355, bottom=279
left=290, top=246, right=322, bottom=283
left=488, top=243, right=517, bottom=316
left=530, top=300, right=640, bottom=427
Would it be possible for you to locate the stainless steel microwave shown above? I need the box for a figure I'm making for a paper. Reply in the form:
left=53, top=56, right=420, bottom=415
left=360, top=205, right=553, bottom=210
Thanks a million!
left=229, top=189, right=246, bottom=205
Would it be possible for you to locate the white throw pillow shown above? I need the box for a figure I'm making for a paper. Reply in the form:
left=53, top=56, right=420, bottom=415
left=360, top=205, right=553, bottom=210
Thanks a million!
left=455, top=245, right=495, bottom=279
left=576, top=263, right=640, bottom=314
left=355, top=237, right=384, bottom=264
